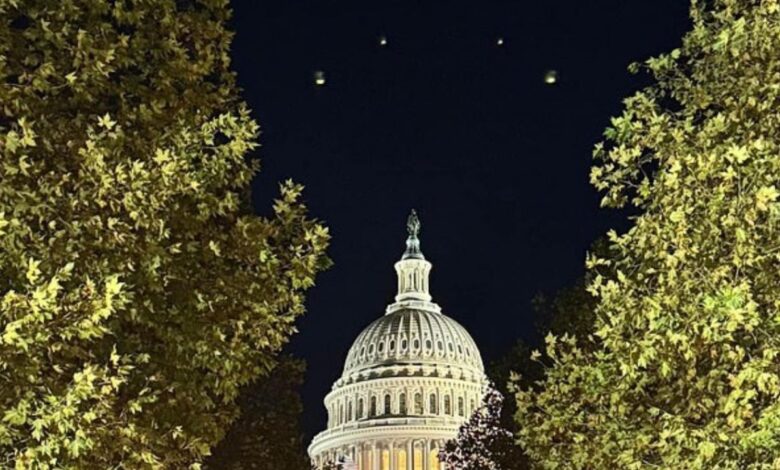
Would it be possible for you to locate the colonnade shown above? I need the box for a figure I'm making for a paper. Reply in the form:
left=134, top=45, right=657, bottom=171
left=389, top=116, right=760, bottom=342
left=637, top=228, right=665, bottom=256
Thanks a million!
left=326, top=381, right=481, bottom=428
left=314, top=438, right=447, bottom=470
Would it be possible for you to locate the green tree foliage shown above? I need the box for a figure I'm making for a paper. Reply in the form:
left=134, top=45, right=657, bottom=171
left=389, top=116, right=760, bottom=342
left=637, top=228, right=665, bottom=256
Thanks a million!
left=490, top=241, right=606, bottom=433
left=530, top=277, right=599, bottom=350
left=205, top=356, right=310, bottom=470
left=488, top=279, right=598, bottom=470
left=515, top=1, right=780, bottom=468
left=491, top=239, right=608, bottom=399
left=491, top=281, right=594, bottom=382
left=0, top=1, right=329, bottom=468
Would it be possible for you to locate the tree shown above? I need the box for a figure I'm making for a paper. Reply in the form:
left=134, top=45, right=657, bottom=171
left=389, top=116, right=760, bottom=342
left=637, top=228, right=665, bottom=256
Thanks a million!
left=530, top=275, right=600, bottom=349
left=311, top=461, right=339, bottom=470
left=205, top=356, right=310, bottom=470
left=0, top=1, right=329, bottom=468
left=439, top=384, right=522, bottom=470
left=515, top=1, right=780, bottom=468
left=489, top=242, right=606, bottom=438
left=487, top=278, right=598, bottom=469
left=491, top=239, right=609, bottom=400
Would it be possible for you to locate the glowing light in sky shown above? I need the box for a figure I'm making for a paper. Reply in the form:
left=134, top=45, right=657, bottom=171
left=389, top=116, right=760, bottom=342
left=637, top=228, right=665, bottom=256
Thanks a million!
left=314, top=70, right=326, bottom=86
left=544, top=70, right=558, bottom=85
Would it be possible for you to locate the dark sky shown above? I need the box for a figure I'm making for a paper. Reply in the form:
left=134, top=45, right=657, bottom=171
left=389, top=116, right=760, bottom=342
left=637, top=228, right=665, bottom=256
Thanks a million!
left=230, top=0, right=690, bottom=439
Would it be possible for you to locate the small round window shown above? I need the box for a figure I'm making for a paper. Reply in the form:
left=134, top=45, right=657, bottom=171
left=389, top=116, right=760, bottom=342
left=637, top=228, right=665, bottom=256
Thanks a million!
left=390, top=340, right=395, bottom=351
left=361, top=347, right=366, bottom=356
left=369, top=344, right=375, bottom=354
left=437, top=341, right=443, bottom=350
left=448, top=343, right=454, bottom=352
left=378, top=342, right=385, bottom=353
left=413, top=339, right=420, bottom=349
left=402, top=339, right=408, bottom=350
left=458, top=345, right=463, bottom=354
left=425, top=340, right=432, bottom=350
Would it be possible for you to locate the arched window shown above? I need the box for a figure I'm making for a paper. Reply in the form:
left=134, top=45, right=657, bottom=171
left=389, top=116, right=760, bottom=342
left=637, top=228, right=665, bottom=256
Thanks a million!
left=384, top=394, right=392, bottom=415
left=370, top=396, right=377, bottom=417
left=357, top=398, right=364, bottom=419
left=429, top=394, right=437, bottom=414
left=414, top=393, right=423, bottom=414
left=458, top=397, right=464, bottom=416
left=425, top=339, right=432, bottom=350
left=444, top=395, right=451, bottom=415
left=348, top=400, right=353, bottom=421
left=339, top=403, right=344, bottom=424
left=399, top=393, right=407, bottom=414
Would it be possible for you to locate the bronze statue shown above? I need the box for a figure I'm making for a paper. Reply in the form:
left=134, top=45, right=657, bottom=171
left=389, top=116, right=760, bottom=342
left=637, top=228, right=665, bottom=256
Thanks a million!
left=403, top=209, right=424, bottom=260
left=407, top=209, right=421, bottom=238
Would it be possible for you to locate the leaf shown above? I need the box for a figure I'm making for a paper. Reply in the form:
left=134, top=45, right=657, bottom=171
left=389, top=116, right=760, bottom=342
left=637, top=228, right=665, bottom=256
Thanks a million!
left=755, top=186, right=778, bottom=211
left=98, top=113, right=116, bottom=130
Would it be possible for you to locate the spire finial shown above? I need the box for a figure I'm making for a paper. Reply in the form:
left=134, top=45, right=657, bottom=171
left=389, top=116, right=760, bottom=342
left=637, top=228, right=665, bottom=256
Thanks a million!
left=402, top=209, right=425, bottom=260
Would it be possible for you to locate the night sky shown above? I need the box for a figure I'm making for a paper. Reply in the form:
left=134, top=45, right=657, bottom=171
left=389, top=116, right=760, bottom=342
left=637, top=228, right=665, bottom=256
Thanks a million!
left=230, top=0, right=690, bottom=438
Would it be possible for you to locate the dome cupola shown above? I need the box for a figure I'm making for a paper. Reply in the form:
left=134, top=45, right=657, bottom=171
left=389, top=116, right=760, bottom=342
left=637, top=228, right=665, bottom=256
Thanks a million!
left=339, top=210, right=484, bottom=382
left=393, top=210, right=432, bottom=303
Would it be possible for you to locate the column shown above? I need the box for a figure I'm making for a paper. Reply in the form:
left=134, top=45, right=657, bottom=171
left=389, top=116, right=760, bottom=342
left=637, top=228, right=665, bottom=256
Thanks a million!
left=373, top=442, right=380, bottom=470
left=406, top=441, right=413, bottom=470
left=423, top=441, right=430, bottom=470
left=389, top=441, right=396, bottom=470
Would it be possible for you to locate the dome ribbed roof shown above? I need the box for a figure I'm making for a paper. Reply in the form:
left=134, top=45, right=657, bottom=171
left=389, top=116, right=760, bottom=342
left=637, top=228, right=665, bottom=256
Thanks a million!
left=342, top=308, right=483, bottom=377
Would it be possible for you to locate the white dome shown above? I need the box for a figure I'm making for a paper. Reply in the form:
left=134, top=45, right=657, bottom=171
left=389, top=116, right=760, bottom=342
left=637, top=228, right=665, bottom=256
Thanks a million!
left=309, top=211, right=487, bottom=470
left=343, top=308, right=483, bottom=379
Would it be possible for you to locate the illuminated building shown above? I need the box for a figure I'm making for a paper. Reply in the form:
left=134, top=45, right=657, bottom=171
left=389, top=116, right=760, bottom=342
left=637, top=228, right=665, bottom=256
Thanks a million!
left=309, top=211, right=487, bottom=470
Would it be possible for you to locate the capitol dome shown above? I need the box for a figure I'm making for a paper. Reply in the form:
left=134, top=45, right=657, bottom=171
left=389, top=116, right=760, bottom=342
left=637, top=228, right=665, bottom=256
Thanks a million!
left=309, top=211, right=487, bottom=470
left=341, top=309, right=483, bottom=382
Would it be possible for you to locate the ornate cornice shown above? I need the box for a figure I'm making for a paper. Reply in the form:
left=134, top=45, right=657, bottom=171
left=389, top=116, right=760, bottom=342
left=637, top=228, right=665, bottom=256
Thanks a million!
left=324, top=375, right=484, bottom=405
left=309, top=421, right=462, bottom=456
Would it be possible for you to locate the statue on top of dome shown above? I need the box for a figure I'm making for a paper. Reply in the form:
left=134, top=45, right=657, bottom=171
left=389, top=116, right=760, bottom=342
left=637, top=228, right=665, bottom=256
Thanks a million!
left=407, top=209, right=421, bottom=237
left=402, top=209, right=424, bottom=260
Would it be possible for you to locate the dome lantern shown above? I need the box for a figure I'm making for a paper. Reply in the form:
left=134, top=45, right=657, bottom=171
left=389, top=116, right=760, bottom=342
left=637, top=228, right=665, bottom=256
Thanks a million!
left=393, top=210, right=433, bottom=305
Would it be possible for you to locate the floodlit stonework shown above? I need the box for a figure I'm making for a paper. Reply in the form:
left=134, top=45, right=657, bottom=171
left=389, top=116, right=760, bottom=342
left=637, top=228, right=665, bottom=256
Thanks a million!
left=309, top=211, right=487, bottom=470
